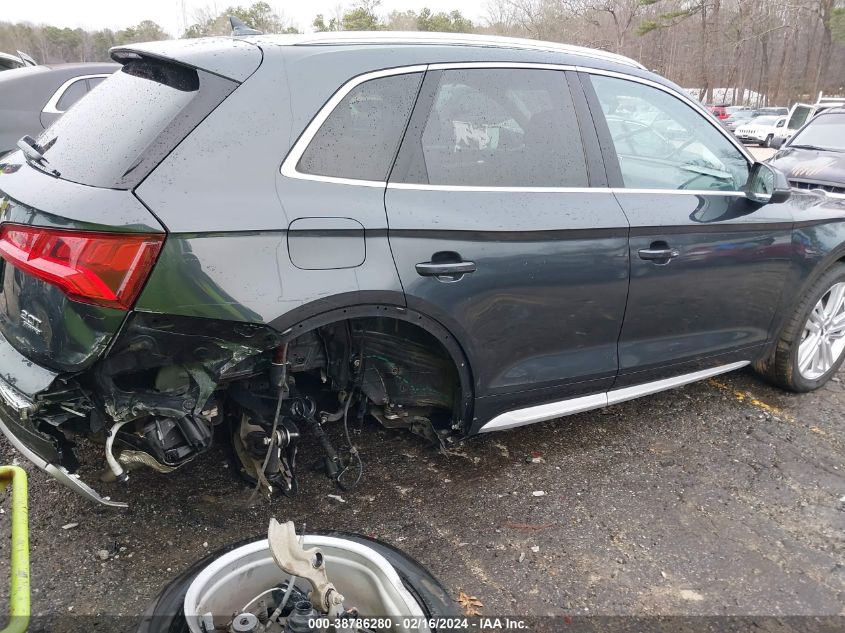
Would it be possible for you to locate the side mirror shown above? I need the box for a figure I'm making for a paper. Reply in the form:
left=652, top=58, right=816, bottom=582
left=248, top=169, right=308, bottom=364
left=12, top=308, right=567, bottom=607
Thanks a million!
left=769, top=136, right=785, bottom=149
left=745, top=162, right=791, bottom=204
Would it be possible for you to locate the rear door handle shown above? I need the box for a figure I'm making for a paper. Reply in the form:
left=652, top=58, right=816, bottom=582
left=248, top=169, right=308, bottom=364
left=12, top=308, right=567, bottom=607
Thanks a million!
left=415, top=261, right=477, bottom=277
left=638, top=245, right=680, bottom=264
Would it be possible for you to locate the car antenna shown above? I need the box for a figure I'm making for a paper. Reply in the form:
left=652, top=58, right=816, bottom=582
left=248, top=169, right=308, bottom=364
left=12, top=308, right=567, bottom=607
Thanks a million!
left=229, top=16, right=262, bottom=36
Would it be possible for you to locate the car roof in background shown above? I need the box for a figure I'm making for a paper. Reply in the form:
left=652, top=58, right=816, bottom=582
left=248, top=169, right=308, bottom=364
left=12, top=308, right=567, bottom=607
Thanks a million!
left=814, top=107, right=845, bottom=117
left=41, top=61, right=119, bottom=72
left=0, top=61, right=117, bottom=83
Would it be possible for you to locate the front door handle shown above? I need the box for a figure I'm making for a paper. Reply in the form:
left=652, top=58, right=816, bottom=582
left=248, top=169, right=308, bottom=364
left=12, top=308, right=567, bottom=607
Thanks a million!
left=415, top=260, right=477, bottom=278
left=638, top=243, right=680, bottom=264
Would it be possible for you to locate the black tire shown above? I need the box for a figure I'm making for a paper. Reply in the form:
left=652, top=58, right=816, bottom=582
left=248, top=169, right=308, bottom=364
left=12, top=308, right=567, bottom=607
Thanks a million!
left=755, top=264, right=845, bottom=391
left=135, top=532, right=458, bottom=633
left=763, top=134, right=773, bottom=148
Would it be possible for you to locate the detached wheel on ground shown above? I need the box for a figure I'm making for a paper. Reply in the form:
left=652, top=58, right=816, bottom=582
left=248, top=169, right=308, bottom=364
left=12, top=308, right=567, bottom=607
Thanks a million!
left=135, top=532, right=458, bottom=633
left=756, top=264, right=845, bottom=391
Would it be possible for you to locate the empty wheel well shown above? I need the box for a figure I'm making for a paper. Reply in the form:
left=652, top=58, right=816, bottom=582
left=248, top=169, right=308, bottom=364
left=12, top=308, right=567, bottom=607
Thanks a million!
left=282, top=314, right=472, bottom=436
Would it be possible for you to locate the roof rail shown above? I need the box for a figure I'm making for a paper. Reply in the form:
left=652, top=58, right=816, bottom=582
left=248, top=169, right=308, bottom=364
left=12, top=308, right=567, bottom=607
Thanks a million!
left=281, top=31, right=645, bottom=70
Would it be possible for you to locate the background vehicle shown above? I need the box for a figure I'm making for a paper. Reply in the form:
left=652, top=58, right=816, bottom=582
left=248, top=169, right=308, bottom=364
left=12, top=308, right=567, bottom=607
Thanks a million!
left=759, top=107, right=788, bottom=116
left=775, top=98, right=845, bottom=145
left=0, top=62, right=117, bottom=155
left=707, top=104, right=729, bottom=119
left=722, top=108, right=763, bottom=132
left=735, top=115, right=786, bottom=146
left=0, top=51, right=35, bottom=72
left=0, top=33, right=844, bottom=510
left=769, top=108, right=845, bottom=195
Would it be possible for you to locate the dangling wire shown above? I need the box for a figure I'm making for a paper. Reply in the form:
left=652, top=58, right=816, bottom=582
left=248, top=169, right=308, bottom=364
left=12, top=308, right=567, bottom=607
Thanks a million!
left=337, top=390, right=363, bottom=491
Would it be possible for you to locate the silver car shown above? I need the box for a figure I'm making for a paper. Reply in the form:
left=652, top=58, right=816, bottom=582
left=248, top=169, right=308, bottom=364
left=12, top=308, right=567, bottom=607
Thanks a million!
left=0, top=62, right=118, bottom=155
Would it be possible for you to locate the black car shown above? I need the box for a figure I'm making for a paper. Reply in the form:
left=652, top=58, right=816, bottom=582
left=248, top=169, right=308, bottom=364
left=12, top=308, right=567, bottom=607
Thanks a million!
left=769, top=108, right=845, bottom=195
left=2, top=33, right=845, bottom=508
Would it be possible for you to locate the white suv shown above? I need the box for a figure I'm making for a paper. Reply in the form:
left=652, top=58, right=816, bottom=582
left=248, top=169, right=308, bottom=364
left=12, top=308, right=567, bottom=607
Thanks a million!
left=735, top=115, right=786, bottom=146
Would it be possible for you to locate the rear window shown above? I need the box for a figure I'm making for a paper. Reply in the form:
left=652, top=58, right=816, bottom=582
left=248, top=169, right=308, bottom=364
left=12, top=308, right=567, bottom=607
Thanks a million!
left=788, top=106, right=813, bottom=131
left=790, top=113, right=845, bottom=152
left=35, top=59, right=213, bottom=189
left=55, top=79, right=88, bottom=111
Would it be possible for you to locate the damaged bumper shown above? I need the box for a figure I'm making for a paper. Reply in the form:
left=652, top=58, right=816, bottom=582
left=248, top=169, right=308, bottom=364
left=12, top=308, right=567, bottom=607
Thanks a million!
left=0, top=334, right=127, bottom=508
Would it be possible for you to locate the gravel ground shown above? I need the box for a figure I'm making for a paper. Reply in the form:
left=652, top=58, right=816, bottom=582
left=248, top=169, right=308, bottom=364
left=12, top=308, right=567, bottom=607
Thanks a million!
left=750, top=146, right=777, bottom=161
left=1, top=365, right=843, bottom=630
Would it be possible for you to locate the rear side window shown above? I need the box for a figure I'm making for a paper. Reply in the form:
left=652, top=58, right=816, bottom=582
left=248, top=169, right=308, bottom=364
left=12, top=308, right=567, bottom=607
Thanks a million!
left=394, top=68, right=588, bottom=188
left=36, top=59, right=230, bottom=189
left=55, top=79, right=87, bottom=111
left=296, top=73, right=423, bottom=182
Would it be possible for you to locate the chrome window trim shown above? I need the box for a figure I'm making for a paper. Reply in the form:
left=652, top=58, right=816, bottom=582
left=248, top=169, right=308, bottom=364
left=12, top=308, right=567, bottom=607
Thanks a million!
left=480, top=360, right=749, bottom=432
left=42, top=73, right=111, bottom=114
left=280, top=61, right=753, bottom=193
left=283, top=31, right=645, bottom=69
left=280, top=64, right=427, bottom=185
left=427, top=61, right=576, bottom=72
left=386, top=183, right=746, bottom=196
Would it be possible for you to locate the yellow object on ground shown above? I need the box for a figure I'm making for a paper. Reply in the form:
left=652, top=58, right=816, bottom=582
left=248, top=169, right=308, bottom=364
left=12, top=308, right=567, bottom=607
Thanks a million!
left=0, top=466, right=29, bottom=633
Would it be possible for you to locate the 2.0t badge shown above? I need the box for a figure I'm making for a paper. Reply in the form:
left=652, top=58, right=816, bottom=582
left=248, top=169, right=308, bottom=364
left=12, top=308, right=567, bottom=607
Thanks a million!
left=19, top=309, right=43, bottom=335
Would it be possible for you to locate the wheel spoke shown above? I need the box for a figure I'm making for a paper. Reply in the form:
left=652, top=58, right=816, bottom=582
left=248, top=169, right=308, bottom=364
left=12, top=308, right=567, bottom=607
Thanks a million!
left=798, top=282, right=845, bottom=380
left=828, top=314, right=845, bottom=339
left=798, top=334, right=821, bottom=372
left=820, top=338, right=835, bottom=371
left=810, top=303, right=826, bottom=326
left=825, top=284, right=845, bottom=318
left=829, top=311, right=845, bottom=330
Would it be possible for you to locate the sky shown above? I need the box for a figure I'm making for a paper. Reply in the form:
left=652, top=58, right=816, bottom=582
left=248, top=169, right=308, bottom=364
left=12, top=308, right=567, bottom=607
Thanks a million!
left=2, top=1, right=489, bottom=37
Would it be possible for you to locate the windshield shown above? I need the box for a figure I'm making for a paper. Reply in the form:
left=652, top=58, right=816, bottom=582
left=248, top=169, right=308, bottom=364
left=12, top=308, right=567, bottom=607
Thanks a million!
left=752, top=116, right=777, bottom=125
left=34, top=59, right=199, bottom=189
left=790, top=113, right=845, bottom=151
left=730, top=111, right=755, bottom=120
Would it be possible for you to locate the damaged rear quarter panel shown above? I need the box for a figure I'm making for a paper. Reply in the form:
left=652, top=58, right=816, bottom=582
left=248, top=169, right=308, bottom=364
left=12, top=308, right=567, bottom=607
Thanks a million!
left=0, top=168, right=165, bottom=372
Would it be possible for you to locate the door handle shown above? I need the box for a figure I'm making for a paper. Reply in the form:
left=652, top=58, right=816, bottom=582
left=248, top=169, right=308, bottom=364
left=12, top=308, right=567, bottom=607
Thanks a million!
left=638, top=243, right=679, bottom=264
left=415, top=260, right=477, bottom=277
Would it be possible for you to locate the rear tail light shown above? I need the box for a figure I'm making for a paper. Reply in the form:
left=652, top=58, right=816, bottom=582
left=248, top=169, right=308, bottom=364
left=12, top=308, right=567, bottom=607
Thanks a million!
left=0, top=224, right=164, bottom=310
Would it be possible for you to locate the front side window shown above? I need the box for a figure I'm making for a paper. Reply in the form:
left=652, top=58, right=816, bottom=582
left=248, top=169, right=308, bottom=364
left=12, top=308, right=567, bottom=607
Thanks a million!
left=396, top=68, right=589, bottom=187
left=591, top=75, right=749, bottom=191
left=296, top=73, right=422, bottom=182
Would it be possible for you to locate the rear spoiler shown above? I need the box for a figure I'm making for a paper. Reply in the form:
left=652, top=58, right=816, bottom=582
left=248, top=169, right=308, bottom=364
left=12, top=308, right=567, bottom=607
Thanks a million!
left=110, top=37, right=261, bottom=82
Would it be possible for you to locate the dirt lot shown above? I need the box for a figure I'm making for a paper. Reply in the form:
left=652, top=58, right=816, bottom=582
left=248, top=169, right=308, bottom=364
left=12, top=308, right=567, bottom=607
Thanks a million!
left=1, top=362, right=844, bottom=630
left=749, top=146, right=777, bottom=161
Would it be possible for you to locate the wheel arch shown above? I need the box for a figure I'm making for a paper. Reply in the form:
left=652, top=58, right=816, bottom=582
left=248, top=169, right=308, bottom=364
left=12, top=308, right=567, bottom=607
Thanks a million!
left=765, top=228, right=845, bottom=359
left=268, top=296, right=476, bottom=433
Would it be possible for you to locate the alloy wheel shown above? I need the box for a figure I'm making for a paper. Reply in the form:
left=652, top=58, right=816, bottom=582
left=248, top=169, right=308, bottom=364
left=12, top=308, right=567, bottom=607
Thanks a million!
left=798, top=282, right=845, bottom=380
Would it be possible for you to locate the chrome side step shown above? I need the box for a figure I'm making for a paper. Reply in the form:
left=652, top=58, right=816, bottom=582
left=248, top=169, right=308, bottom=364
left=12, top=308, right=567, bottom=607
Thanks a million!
left=480, top=361, right=749, bottom=433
